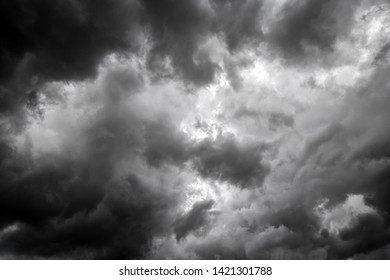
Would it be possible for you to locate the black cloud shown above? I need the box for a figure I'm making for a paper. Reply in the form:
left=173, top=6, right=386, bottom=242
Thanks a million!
left=0, top=0, right=141, bottom=83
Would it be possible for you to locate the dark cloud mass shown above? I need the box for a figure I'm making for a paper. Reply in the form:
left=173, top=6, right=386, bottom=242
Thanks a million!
left=174, top=199, right=214, bottom=242
left=192, top=136, right=269, bottom=188
left=266, top=0, right=361, bottom=58
left=1, top=0, right=390, bottom=260
left=0, top=0, right=141, bottom=82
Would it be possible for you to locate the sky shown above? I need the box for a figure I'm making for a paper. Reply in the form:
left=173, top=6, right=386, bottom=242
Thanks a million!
left=1, top=0, right=390, bottom=259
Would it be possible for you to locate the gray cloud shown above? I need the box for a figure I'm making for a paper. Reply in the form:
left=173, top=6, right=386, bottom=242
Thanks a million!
left=1, top=0, right=390, bottom=260
left=192, top=136, right=270, bottom=188
left=174, top=199, right=214, bottom=242
left=265, top=0, right=362, bottom=61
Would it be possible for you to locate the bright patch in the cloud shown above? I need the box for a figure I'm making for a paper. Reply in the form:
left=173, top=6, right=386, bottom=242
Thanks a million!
left=315, top=194, right=377, bottom=236
left=179, top=73, right=235, bottom=142
left=18, top=81, right=91, bottom=157
left=182, top=177, right=217, bottom=212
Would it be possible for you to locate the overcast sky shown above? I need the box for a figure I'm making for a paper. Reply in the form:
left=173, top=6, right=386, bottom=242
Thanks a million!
left=1, top=0, right=390, bottom=259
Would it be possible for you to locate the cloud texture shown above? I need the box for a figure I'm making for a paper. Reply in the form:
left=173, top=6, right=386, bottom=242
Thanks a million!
left=1, top=0, right=390, bottom=259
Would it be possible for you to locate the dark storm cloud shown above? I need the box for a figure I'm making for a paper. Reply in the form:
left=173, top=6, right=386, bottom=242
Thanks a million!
left=211, top=0, right=263, bottom=51
left=281, top=65, right=390, bottom=259
left=0, top=67, right=183, bottom=259
left=142, top=121, right=191, bottom=167
left=1, top=0, right=352, bottom=105
left=0, top=173, right=179, bottom=259
left=2, top=0, right=390, bottom=261
left=0, top=0, right=141, bottom=83
left=174, top=199, right=214, bottom=241
left=0, top=58, right=271, bottom=259
left=266, top=0, right=362, bottom=59
left=339, top=66, right=390, bottom=227
left=192, top=136, right=270, bottom=188
left=142, top=0, right=218, bottom=85
left=330, top=213, right=390, bottom=259
left=0, top=0, right=266, bottom=118
left=143, top=130, right=271, bottom=189
left=142, top=0, right=264, bottom=84
left=0, top=0, right=143, bottom=123
left=140, top=113, right=271, bottom=188
left=158, top=63, right=390, bottom=259
left=0, top=0, right=363, bottom=97
left=0, top=56, right=273, bottom=259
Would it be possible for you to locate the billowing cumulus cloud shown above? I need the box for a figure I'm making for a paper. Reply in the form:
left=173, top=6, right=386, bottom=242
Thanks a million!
left=1, top=0, right=390, bottom=260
